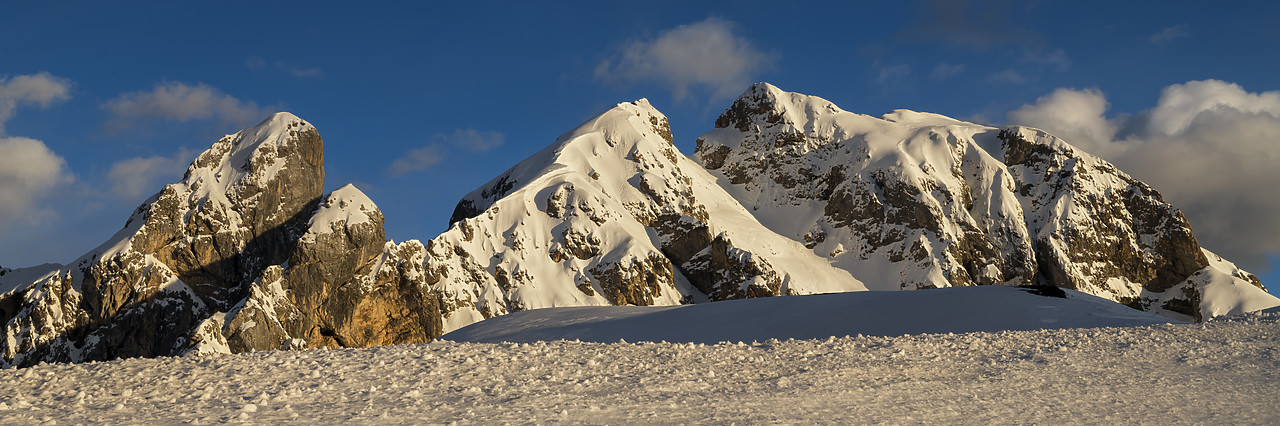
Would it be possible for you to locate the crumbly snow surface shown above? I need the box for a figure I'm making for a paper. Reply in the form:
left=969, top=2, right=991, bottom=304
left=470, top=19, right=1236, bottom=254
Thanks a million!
left=1, top=298, right=1276, bottom=423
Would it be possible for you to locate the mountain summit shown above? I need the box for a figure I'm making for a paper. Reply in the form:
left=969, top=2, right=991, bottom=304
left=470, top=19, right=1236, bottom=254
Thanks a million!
left=0, top=85, right=1275, bottom=366
left=696, top=82, right=1273, bottom=319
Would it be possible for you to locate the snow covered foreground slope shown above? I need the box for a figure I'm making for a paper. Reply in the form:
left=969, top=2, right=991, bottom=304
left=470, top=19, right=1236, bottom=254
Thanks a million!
left=2, top=310, right=1277, bottom=423
left=443, top=285, right=1174, bottom=344
left=695, top=83, right=1278, bottom=320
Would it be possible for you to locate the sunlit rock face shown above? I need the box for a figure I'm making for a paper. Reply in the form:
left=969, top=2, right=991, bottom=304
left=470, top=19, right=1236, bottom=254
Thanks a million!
left=0, top=114, right=440, bottom=367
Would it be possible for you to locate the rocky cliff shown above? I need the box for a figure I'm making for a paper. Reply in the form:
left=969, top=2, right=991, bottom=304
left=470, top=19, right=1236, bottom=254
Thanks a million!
left=0, top=114, right=440, bottom=367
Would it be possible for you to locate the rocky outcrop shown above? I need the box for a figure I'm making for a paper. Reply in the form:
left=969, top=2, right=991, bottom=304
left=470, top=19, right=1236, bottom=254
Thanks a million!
left=208, top=185, right=443, bottom=353
left=0, top=114, right=441, bottom=367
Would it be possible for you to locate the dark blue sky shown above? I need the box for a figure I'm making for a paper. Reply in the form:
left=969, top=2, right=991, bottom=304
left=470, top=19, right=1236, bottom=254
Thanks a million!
left=2, top=1, right=1277, bottom=288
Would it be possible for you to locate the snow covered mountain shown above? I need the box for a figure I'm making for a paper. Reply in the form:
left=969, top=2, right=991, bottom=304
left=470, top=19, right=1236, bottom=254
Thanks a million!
left=432, top=99, right=863, bottom=333
left=0, top=84, right=1275, bottom=366
left=694, top=83, right=1277, bottom=321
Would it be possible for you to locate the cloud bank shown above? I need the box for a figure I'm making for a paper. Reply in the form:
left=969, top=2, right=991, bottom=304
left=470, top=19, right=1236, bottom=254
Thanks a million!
left=388, top=145, right=444, bottom=177
left=0, top=73, right=75, bottom=231
left=1149, top=24, right=1190, bottom=44
left=0, top=72, right=72, bottom=134
left=1008, top=80, right=1280, bottom=271
left=0, top=136, right=71, bottom=227
left=387, top=128, right=505, bottom=176
left=246, top=57, right=323, bottom=78
left=595, top=18, right=772, bottom=101
left=106, top=150, right=194, bottom=201
left=102, top=82, right=269, bottom=131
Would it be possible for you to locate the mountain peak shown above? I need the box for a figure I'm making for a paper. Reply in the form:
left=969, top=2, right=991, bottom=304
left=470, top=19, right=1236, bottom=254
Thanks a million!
left=715, top=82, right=844, bottom=132
left=304, top=184, right=380, bottom=242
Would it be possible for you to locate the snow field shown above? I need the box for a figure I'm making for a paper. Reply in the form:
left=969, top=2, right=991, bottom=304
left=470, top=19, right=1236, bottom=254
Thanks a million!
left=0, top=312, right=1276, bottom=424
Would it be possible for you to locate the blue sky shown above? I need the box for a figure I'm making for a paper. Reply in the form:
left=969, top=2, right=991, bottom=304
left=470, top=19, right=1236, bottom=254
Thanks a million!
left=2, top=1, right=1277, bottom=289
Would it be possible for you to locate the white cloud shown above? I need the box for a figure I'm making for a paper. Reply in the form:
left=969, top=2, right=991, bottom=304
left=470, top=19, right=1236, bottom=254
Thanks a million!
left=245, top=57, right=268, bottom=70
left=106, top=150, right=194, bottom=201
left=1008, top=88, right=1116, bottom=154
left=246, top=57, right=323, bottom=79
left=1024, top=48, right=1070, bottom=71
left=386, top=129, right=504, bottom=176
left=0, top=137, right=71, bottom=227
left=441, top=128, right=504, bottom=152
left=102, top=82, right=269, bottom=131
left=986, top=69, right=1028, bottom=85
left=930, top=63, right=965, bottom=80
left=0, top=72, right=72, bottom=134
left=1007, top=81, right=1280, bottom=271
left=595, top=18, right=773, bottom=101
left=1149, top=24, right=1190, bottom=44
left=1145, top=80, right=1280, bottom=135
left=875, top=64, right=911, bottom=86
left=387, top=144, right=444, bottom=176
left=283, top=66, right=323, bottom=78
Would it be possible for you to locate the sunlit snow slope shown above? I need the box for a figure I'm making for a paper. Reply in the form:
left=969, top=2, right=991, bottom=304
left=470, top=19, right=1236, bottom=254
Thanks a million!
left=433, top=99, right=864, bottom=332
left=443, top=285, right=1174, bottom=344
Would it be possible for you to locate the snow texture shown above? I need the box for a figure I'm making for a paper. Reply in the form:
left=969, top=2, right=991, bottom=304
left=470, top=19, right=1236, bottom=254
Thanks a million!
left=0, top=300, right=1276, bottom=423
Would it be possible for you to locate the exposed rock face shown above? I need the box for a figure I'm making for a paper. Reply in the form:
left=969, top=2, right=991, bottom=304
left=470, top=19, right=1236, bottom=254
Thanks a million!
left=0, top=114, right=440, bottom=367
left=995, top=127, right=1211, bottom=313
left=208, top=185, right=443, bottom=354
left=693, top=83, right=1272, bottom=320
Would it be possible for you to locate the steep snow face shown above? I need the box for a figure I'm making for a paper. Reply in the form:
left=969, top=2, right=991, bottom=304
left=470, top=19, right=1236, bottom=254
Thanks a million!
left=433, top=99, right=864, bottom=333
left=695, top=83, right=1274, bottom=320
left=1146, top=249, right=1280, bottom=321
left=696, top=83, right=1035, bottom=291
